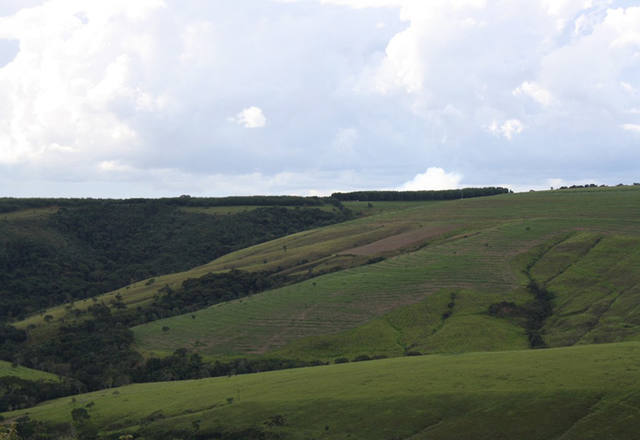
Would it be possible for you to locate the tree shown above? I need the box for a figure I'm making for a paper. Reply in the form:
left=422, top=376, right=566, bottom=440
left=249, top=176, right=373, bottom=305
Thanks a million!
left=71, top=408, right=97, bottom=440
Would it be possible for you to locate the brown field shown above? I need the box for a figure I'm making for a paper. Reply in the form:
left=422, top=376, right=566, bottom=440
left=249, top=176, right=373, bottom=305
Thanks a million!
left=340, top=224, right=458, bottom=256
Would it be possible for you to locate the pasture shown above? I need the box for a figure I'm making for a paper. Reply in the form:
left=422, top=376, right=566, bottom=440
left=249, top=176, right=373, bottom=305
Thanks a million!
left=0, top=361, right=59, bottom=382
left=132, top=187, right=640, bottom=359
left=4, top=342, right=640, bottom=439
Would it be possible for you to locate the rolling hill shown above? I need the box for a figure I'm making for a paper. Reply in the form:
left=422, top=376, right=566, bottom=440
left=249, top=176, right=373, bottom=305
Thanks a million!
left=0, top=361, right=59, bottom=383
left=2, top=186, right=640, bottom=439
left=4, top=342, right=640, bottom=439
left=131, top=187, right=640, bottom=359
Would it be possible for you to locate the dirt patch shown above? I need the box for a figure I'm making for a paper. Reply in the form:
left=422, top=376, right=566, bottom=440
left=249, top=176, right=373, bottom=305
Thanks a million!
left=339, top=225, right=458, bottom=256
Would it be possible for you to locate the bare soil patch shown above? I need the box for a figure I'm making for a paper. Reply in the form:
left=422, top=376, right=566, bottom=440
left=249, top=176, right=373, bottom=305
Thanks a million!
left=340, top=225, right=457, bottom=256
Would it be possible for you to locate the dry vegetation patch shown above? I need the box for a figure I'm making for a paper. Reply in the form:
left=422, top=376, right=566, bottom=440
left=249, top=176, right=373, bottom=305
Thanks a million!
left=340, top=224, right=458, bottom=256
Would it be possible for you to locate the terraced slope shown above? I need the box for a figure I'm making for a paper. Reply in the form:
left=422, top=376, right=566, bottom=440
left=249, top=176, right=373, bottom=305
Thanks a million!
left=4, top=342, right=640, bottom=440
left=133, top=187, right=640, bottom=358
left=133, top=223, right=521, bottom=357
left=272, top=229, right=640, bottom=361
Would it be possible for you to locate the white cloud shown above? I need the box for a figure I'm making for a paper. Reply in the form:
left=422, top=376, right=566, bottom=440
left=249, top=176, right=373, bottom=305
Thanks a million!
left=488, top=119, right=524, bottom=140
left=1, top=0, right=640, bottom=196
left=399, top=167, right=462, bottom=191
left=231, top=106, right=267, bottom=128
left=347, top=1, right=640, bottom=148
left=314, top=0, right=404, bottom=8
left=0, top=0, right=165, bottom=165
left=1, top=163, right=365, bottom=198
left=98, top=160, right=133, bottom=172
left=607, top=7, right=640, bottom=49
left=506, top=176, right=604, bottom=193
left=513, top=81, right=553, bottom=107
left=332, top=127, right=359, bottom=154
left=546, top=176, right=601, bottom=188
left=620, top=82, right=637, bottom=94
left=547, top=178, right=567, bottom=189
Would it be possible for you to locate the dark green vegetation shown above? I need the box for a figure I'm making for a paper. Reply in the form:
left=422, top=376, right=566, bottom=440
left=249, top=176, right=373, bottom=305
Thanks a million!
left=0, top=361, right=59, bottom=383
left=331, top=186, right=509, bottom=201
left=0, top=195, right=328, bottom=214
left=0, top=197, right=350, bottom=321
left=0, top=377, right=79, bottom=413
left=129, top=270, right=289, bottom=326
left=0, top=361, right=68, bottom=414
left=2, top=186, right=640, bottom=439
left=132, top=348, right=325, bottom=383
left=0, top=326, right=26, bottom=361
left=5, top=271, right=303, bottom=391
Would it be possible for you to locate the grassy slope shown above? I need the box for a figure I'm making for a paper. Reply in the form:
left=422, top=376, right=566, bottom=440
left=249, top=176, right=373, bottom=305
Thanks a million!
left=14, top=201, right=448, bottom=329
left=0, top=207, right=59, bottom=221
left=543, top=235, right=640, bottom=346
left=4, top=342, right=640, bottom=440
left=8, top=202, right=360, bottom=328
left=0, top=360, right=59, bottom=382
left=272, top=288, right=531, bottom=361
left=132, top=187, right=640, bottom=358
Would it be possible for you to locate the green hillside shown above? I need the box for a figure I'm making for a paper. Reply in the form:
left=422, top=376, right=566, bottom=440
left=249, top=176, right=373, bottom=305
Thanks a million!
left=3, top=187, right=640, bottom=439
left=0, top=361, right=59, bottom=382
left=14, top=200, right=447, bottom=329
left=3, top=342, right=640, bottom=439
left=132, top=187, right=640, bottom=359
left=1, top=197, right=350, bottom=322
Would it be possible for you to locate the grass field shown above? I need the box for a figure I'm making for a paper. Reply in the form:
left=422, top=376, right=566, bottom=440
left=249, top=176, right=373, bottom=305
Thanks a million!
left=0, top=360, right=59, bottom=382
left=131, top=187, right=640, bottom=359
left=19, top=187, right=640, bottom=336
left=14, top=201, right=454, bottom=330
left=542, top=235, right=640, bottom=346
left=271, top=288, right=531, bottom=361
left=5, top=188, right=640, bottom=438
left=4, top=342, right=640, bottom=439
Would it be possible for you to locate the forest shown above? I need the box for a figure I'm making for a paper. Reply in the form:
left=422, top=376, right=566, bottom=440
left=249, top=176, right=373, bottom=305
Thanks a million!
left=0, top=198, right=354, bottom=413
left=0, top=199, right=351, bottom=321
left=331, top=187, right=509, bottom=201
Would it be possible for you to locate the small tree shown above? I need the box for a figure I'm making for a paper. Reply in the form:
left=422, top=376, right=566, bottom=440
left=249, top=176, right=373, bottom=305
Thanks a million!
left=71, top=408, right=97, bottom=440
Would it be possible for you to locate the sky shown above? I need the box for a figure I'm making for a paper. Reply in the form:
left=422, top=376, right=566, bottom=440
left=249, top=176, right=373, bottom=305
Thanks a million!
left=0, top=0, right=639, bottom=197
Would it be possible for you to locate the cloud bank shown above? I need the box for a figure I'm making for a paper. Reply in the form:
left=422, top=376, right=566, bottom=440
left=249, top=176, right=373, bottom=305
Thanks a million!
left=0, top=0, right=639, bottom=196
left=399, top=167, right=462, bottom=191
left=232, top=106, right=267, bottom=128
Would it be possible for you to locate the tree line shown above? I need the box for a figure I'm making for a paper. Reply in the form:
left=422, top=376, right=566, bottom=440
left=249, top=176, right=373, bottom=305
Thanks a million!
left=0, top=195, right=337, bottom=215
left=1, top=269, right=300, bottom=393
left=331, top=187, right=509, bottom=201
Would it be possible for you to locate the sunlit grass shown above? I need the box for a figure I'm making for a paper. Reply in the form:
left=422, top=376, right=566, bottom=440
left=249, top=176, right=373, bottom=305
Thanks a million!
left=4, top=342, right=640, bottom=440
